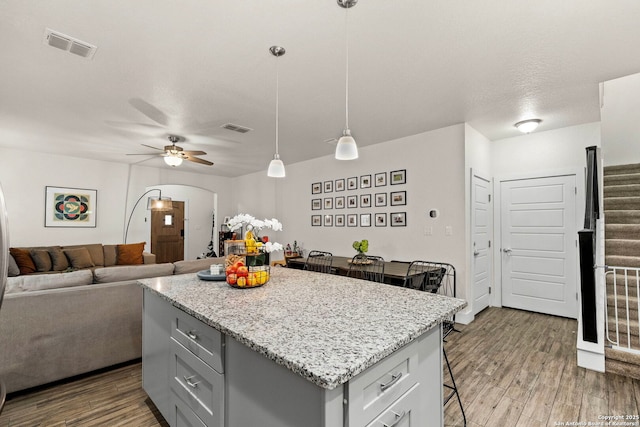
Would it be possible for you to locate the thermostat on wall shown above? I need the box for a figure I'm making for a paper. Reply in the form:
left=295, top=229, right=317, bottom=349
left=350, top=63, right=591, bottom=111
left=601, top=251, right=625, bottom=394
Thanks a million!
left=428, top=209, right=439, bottom=219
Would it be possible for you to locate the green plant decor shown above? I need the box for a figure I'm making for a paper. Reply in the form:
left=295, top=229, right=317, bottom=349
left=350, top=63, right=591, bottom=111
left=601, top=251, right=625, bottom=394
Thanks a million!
left=352, top=239, right=369, bottom=254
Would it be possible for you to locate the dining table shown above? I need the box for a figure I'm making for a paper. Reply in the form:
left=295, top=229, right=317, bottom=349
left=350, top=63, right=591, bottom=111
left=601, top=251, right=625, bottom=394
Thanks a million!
left=285, top=255, right=412, bottom=286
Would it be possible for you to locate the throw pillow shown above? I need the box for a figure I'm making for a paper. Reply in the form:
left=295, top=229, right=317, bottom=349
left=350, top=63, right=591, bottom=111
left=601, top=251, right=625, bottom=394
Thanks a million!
left=8, top=253, right=20, bottom=277
left=30, top=249, right=53, bottom=272
left=9, top=248, right=36, bottom=275
left=63, top=248, right=95, bottom=269
left=48, top=246, right=70, bottom=271
left=116, top=242, right=145, bottom=265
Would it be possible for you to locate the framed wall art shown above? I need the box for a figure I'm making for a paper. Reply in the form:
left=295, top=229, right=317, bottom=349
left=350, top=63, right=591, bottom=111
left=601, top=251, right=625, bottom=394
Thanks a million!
left=324, top=180, right=333, bottom=193
left=375, top=213, right=387, bottom=227
left=390, top=169, right=406, bottom=185
left=375, top=172, right=387, bottom=187
left=45, top=186, right=97, bottom=228
left=347, top=177, right=358, bottom=190
left=335, top=214, right=345, bottom=227
left=375, top=193, right=387, bottom=207
left=390, top=191, right=406, bottom=206
left=324, top=214, right=333, bottom=227
left=347, top=195, right=358, bottom=208
left=312, top=182, right=322, bottom=194
left=324, top=198, right=333, bottom=209
left=390, top=212, right=407, bottom=227
left=360, top=213, right=371, bottom=227
left=335, top=196, right=345, bottom=209
left=360, top=194, right=371, bottom=208
left=312, top=199, right=322, bottom=210
left=311, top=215, right=322, bottom=226
left=347, top=214, right=357, bottom=227
left=360, top=174, right=372, bottom=188
left=335, top=179, right=345, bottom=192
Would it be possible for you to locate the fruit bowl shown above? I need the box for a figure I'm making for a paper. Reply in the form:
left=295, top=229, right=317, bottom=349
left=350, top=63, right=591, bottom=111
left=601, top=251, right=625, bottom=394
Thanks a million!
left=225, top=258, right=270, bottom=289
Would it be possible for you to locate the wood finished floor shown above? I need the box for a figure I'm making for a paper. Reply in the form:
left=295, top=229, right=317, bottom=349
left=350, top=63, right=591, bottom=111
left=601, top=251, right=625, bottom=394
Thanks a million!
left=0, top=307, right=638, bottom=426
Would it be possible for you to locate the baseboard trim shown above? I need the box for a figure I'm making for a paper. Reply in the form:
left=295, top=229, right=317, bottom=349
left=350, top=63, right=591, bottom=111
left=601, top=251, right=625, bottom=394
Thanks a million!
left=455, top=309, right=474, bottom=325
left=577, top=348, right=605, bottom=372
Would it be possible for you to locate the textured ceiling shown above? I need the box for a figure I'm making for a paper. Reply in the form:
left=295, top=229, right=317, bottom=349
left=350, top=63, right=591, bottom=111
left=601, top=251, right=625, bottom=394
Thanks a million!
left=1, top=1, right=640, bottom=177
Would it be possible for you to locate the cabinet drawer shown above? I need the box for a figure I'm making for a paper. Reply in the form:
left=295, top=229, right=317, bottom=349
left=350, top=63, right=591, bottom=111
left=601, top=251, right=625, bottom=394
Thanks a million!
left=171, top=306, right=223, bottom=373
left=348, top=340, right=420, bottom=426
left=173, top=391, right=207, bottom=427
left=170, top=339, right=224, bottom=427
left=365, top=383, right=420, bottom=427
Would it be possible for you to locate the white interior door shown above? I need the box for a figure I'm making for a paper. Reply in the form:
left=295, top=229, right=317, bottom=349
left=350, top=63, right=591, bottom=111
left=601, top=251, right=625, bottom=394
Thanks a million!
left=500, top=175, right=577, bottom=319
left=472, top=173, right=492, bottom=315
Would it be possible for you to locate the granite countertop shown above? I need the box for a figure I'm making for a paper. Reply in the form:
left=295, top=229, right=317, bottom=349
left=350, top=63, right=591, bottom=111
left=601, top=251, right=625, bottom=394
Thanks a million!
left=139, top=267, right=467, bottom=390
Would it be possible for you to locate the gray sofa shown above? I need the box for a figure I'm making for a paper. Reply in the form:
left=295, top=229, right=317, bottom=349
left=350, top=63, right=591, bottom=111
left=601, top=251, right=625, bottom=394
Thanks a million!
left=0, top=244, right=224, bottom=394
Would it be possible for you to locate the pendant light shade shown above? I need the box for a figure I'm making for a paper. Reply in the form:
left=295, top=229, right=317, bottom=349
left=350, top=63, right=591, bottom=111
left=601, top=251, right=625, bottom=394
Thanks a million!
left=164, top=155, right=183, bottom=167
left=267, top=46, right=286, bottom=178
left=335, top=0, right=359, bottom=161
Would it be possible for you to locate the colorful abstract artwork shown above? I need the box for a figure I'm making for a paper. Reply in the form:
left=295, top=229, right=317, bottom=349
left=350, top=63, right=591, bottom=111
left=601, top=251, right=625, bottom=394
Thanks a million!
left=45, top=186, right=97, bottom=227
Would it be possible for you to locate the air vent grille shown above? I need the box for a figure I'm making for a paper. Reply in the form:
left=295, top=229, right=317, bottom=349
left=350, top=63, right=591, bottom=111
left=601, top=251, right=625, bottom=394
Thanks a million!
left=43, top=28, right=97, bottom=60
left=221, top=123, right=253, bottom=133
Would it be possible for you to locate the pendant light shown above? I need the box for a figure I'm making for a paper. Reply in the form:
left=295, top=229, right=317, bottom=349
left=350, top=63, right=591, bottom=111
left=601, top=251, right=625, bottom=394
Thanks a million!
left=267, top=46, right=286, bottom=178
left=335, top=0, right=359, bottom=161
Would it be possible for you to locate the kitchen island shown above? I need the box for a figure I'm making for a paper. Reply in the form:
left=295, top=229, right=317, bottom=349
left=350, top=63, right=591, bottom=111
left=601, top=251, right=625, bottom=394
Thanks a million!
left=139, top=266, right=466, bottom=427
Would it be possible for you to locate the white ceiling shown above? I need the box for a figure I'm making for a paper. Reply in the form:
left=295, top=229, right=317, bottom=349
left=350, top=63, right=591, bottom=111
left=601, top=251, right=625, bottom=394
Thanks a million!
left=2, top=1, right=640, bottom=177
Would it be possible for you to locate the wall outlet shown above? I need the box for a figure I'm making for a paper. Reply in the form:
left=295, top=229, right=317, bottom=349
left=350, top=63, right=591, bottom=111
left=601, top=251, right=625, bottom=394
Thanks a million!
left=445, top=226, right=453, bottom=236
left=424, top=226, right=433, bottom=236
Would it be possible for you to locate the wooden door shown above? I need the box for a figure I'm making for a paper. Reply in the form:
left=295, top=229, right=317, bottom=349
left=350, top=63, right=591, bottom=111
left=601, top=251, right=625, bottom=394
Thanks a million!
left=472, top=173, right=492, bottom=315
left=151, top=201, right=184, bottom=263
left=500, top=175, right=577, bottom=318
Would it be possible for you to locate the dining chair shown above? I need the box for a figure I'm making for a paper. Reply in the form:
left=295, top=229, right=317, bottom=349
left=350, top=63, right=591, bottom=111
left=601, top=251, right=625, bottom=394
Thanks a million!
left=347, top=254, right=385, bottom=283
left=303, top=250, right=333, bottom=274
left=402, top=260, right=465, bottom=426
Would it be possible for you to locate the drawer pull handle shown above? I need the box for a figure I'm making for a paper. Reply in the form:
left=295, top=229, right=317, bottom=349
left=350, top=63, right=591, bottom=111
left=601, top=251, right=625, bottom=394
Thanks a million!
left=383, top=410, right=406, bottom=427
left=380, top=372, right=402, bottom=392
left=183, top=375, right=200, bottom=388
left=186, top=330, right=198, bottom=340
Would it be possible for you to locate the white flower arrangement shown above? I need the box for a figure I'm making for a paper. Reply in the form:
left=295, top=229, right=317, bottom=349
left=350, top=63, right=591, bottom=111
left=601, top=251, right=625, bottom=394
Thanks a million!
left=226, top=213, right=284, bottom=253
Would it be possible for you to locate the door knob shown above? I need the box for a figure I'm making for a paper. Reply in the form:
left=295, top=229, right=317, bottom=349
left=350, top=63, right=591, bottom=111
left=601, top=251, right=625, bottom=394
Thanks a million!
left=473, top=250, right=480, bottom=256
left=503, top=248, right=512, bottom=254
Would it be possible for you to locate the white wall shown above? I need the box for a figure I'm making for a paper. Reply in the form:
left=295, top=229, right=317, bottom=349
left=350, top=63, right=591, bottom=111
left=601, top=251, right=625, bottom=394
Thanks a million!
left=601, top=72, right=640, bottom=166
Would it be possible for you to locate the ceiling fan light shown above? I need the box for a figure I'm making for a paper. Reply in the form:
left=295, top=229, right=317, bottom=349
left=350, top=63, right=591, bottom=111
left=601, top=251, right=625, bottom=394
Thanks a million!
left=515, top=119, right=542, bottom=133
left=267, top=154, right=286, bottom=178
left=335, top=129, right=358, bottom=160
left=164, top=155, right=183, bottom=167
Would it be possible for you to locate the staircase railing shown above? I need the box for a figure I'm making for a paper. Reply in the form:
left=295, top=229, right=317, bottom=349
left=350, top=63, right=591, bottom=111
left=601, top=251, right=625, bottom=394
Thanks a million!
left=606, top=266, right=640, bottom=353
left=578, top=146, right=600, bottom=343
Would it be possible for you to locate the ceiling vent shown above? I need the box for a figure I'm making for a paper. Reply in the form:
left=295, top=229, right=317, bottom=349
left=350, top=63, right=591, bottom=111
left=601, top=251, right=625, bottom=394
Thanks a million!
left=43, top=28, right=97, bottom=60
left=221, top=123, right=253, bottom=134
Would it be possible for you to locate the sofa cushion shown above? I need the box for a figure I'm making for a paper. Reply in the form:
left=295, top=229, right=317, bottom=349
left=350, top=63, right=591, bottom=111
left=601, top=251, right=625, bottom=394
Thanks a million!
left=8, top=254, right=20, bottom=277
left=9, top=248, right=36, bottom=275
left=62, top=244, right=104, bottom=267
left=93, top=263, right=174, bottom=283
left=63, top=248, right=95, bottom=269
left=103, top=244, right=117, bottom=267
left=48, top=246, right=70, bottom=271
left=30, top=250, right=53, bottom=272
left=173, top=257, right=226, bottom=275
left=116, top=242, right=145, bottom=265
left=5, top=270, right=93, bottom=293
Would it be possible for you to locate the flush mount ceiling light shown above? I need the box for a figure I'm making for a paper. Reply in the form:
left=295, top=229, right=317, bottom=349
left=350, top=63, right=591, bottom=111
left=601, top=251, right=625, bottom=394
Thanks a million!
left=267, top=46, right=286, bottom=178
left=515, top=119, right=542, bottom=133
left=335, top=0, right=359, bottom=161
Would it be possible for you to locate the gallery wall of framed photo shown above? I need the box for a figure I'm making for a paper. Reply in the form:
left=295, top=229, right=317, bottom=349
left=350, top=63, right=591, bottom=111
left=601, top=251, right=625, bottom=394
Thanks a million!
left=311, top=169, right=407, bottom=228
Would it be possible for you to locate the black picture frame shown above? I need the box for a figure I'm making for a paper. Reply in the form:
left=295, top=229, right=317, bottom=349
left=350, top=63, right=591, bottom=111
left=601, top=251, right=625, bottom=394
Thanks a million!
left=335, top=196, right=345, bottom=209
left=390, top=212, right=407, bottom=227
left=324, top=180, right=333, bottom=193
left=360, top=213, right=371, bottom=227
left=390, top=169, right=406, bottom=185
left=375, top=192, right=387, bottom=207
left=324, top=197, right=333, bottom=209
left=335, top=179, right=345, bottom=192
left=335, top=214, right=345, bottom=227
left=390, top=190, right=407, bottom=206
left=375, top=172, right=387, bottom=187
left=312, top=198, right=322, bottom=210
left=347, top=195, right=358, bottom=209
left=347, top=177, right=358, bottom=190
left=360, top=194, right=371, bottom=208
left=324, top=214, right=333, bottom=227
left=360, top=174, right=372, bottom=189
left=375, top=213, right=387, bottom=227
left=311, top=215, right=322, bottom=226
left=312, top=182, right=322, bottom=194
left=347, top=214, right=358, bottom=227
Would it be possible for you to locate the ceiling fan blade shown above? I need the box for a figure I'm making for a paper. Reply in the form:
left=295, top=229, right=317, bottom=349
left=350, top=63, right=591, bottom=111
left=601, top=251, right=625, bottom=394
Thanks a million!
left=129, top=98, right=170, bottom=127
left=185, top=156, right=213, bottom=166
left=141, top=144, right=165, bottom=151
left=181, top=150, right=207, bottom=156
left=126, top=153, right=163, bottom=156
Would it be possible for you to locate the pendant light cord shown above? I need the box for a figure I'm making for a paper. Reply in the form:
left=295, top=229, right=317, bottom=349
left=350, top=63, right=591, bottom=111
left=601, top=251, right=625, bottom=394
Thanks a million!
left=345, top=6, right=350, bottom=130
left=275, top=54, right=280, bottom=156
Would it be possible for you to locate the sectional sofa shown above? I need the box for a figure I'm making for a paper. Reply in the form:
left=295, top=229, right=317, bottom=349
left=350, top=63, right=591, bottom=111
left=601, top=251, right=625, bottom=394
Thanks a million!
left=0, top=242, right=223, bottom=394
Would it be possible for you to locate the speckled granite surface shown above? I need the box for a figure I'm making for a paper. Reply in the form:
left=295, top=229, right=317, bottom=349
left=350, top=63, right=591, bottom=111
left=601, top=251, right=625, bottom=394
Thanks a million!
left=139, top=267, right=467, bottom=390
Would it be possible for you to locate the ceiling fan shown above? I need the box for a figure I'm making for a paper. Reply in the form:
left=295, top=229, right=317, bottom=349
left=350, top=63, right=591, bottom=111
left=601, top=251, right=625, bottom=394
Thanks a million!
left=127, top=135, right=213, bottom=167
